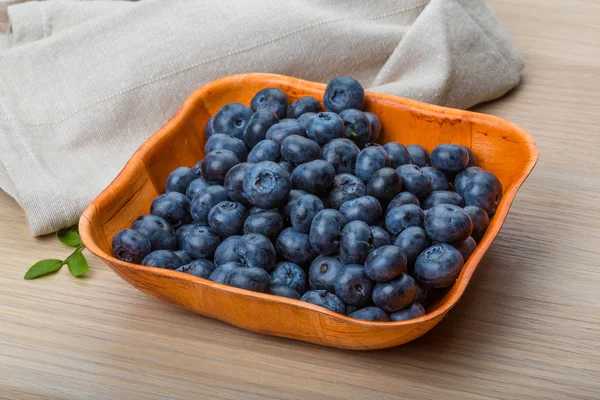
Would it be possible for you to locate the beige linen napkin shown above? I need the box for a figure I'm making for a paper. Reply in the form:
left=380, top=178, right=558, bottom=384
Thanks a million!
left=0, top=0, right=523, bottom=236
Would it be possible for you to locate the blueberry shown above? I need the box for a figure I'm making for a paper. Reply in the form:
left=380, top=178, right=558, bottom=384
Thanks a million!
left=387, top=191, right=420, bottom=211
left=186, top=178, right=213, bottom=200
left=291, top=160, right=335, bottom=194
left=174, top=250, right=194, bottom=265
left=250, top=88, right=288, bottom=119
left=276, top=228, right=317, bottom=266
left=236, top=233, right=276, bottom=271
left=454, top=166, right=484, bottom=196
left=165, top=167, right=196, bottom=194
left=300, top=290, right=346, bottom=314
left=213, top=102, right=253, bottom=139
left=190, top=185, right=228, bottom=222
left=463, top=146, right=477, bottom=167
left=452, top=236, right=477, bottom=262
left=321, top=138, right=360, bottom=174
left=406, top=144, right=430, bottom=167
left=395, top=164, right=432, bottom=200
left=247, top=139, right=281, bottom=163
left=205, top=134, right=248, bottom=162
left=224, top=162, right=253, bottom=205
left=112, top=229, right=151, bottom=263
left=243, top=209, right=283, bottom=239
left=305, top=112, right=344, bottom=145
left=209, top=261, right=246, bottom=284
left=463, top=206, right=489, bottom=242
left=385, top=204, right=424, bottom=235
left=334, top=264, right=374, bottom=307
left=308, top=255, right=345, bottom=291
left=340, top=220, right=373, bottom=264
left=309, top=209, right=346, bottom=255
left=204, top=117, right=215, bottom=139
left=457, top=168, right=503, bottom=217
left=180, top=225, right=221, bottom=259
left=287, top=96, right=321, bottom=119
left=296, top=112, right=317, bottom=130
left=328, top=173, right=366, bottom=209
left=389, top=302, right=426, bottom=321
left=364, top=112, right=382, bottom=143
left=281, top=189, right=308, bottom=221
left=323, top=76, right=365, bottom=113
left=175, top=222, right=202, bottom=248
left=266, top=119, right=305, bottom=145
left=199, top=149, right=240, bottom=184
left=141, top=250, right=183, bottom=270
left=349, top=307, right=389, bottom=322
left=422, top=190, right=465, bottom=210
left=355, top=145, right=391, bottom=182
left=366, top=168, right=403, bottom=204
left=424, top=204, right=472, bottom=243
left=339, top=109, right=371, bottom=147
left=242, top=109, right=279, bottom=148
left=290, top=194, right=324, bottom=234
left=421, top=167, right=450, bottom=191
left=414, top=243, right=464, bottom=288
left=176, top=259, right=215, bottom=279
left=339, top=195, right=382, bottom=226
left=281, top=135, right=321, bottom=165
left=370, top=226, right=391, bottom=248
left=383, top=142, right=411, bottom=169
left=430, top=144, right=469, bottom=174
left=394, top=227, right=430, bottom=270
left=270, top=262, right=307, bottom=295
left=270, top=285, right=301, bottom=299
left=214, top=235, right=242, bottom=265
left=150, top=192, right=192, bottom=229
left=224, top=267, right=270, bottom=293
left=364, top=245, right=407, bottom=282
left=243, top=161, right=292, bottom=209
left=131, top=214, right=177, bottom=251
left=372, top=273, right=417, bottom=312
left=208, top=201, right=248, bottom=237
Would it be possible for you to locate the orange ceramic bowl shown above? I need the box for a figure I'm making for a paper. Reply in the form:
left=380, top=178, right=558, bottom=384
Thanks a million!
left=80, top=73, right=538, bottom=350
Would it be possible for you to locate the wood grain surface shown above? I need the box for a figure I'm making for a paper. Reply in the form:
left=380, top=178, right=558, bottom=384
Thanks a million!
left=1, top=0, right=599, bottom=398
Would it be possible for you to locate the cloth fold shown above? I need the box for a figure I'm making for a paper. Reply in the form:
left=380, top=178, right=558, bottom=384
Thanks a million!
left=0, top=0, right=523, bottom=236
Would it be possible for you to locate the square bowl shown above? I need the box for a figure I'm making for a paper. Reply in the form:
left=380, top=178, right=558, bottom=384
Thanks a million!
left=79, top=73, right=538, bottom=350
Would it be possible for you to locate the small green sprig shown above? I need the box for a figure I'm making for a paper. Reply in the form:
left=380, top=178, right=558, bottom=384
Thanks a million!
left=24, top=224, right=89, bottom=280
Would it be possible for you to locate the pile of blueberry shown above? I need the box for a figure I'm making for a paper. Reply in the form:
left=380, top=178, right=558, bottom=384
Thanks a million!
left=112, top=76, right=502, bottom=322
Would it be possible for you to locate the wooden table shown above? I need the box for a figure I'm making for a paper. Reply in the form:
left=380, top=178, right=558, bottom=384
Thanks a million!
left=1, top=1, right=599, bottom=398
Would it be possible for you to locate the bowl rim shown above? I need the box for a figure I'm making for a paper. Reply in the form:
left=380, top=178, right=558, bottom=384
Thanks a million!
left=80, top=73, right=539, bottom=329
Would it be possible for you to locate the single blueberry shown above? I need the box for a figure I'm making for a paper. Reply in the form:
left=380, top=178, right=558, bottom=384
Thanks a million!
left=452, top=236, right=477, bottom=262
left=395, top=164, right=432, bottom=200
left=176, top=259, right=215, bottom=279
left=291, top=160, right=335, bottom=194
left=334, top=264, right=374, bottom=307
left=389, top=302, right=426, bottom=321
left=112, top=229, right=151, bottom=264
left=175, top=222, right=202, bottom=248
left=305, top=111, right=344, bottom=145
left=205, top=134, right=248, bottom=162
left=339, top=195, right=382, bottom=226
left=457, top=168, right=503, bottom=217
left=276, top=228, right=317, bottom=267
left=165, top=167, right=196, bottom=194
left=131, top=214, right=177, bottom=251
left=309, top=209, right=346, bottom=255
left=431, top=144, right=469, bottom=174
left=190, top=185, right=228, bottom=223
left=454, top=166, right=484, bottom=196
left=141, top=250, right=183, bottom=270
left=199, top=149, right=240, bottom=184
left=421, top=166, right=450, bottom=191
left=247, top=139, right=281, bottom=163
left=296, top=112, right=317, bottom=130
left=236, top=233, right=276, bottom=271
left=372, top=273, right=417, bottom=312
left=209, top=261, right=246, bottom=284
left=321, top=138, right=360, bottom=175
left=394, top=227, right=430, bottom=270
left=323, top=76, right=365, bottom=113
left=242, top=109, right=279, bottom=149
left=364, top=112, right=382, bottom=143
left=224, top=266, right=271, bottom=293
left=180, top=225, right=221, bottom=259
left=349, top=307, right=390, bottom=322
left=308, top=255, right=345, bottom=292
left=387, top=191, right=420, bottom=212
left=281, top=135, right=321, bottom=165
left=250, top=88, right=288, bottom=119
left=385, top=204, right=424, bottom=235
left=243, top=161, right=292, bottom=209
left=213, top=235, right=242, bottom=266
left=339, top=109, right=371, bottom=148
left=287, top=96, right=321, bottom=119
left=424, top=204, right=473, bottom=243
left=406, top=144, right=430, bottom=167
left=355, top=145, right=391, bottom=182
left=364, top=245, right=407, bottom=282
left=208, top=201, right=248, bottom=237
left=383, top=142, right=411, bottom=169
left=463, top=205, right=490, bottom=242
left=328, top=173, right=366, bottom=209
left=265, top=119, right=305, bottom=145
left=150, top=191, right=192, bottom=229
left=224, top=162, right=254, bottom=205
left=414, top=243, right=464, bottom=288
left=300, top=290, right=346, bottom=314
left=422, top=190, right=465, bottom=210
left=204, top=117, right=215, bottom=139
left=186, top=178, right=213, bottom=200
left=270, top=262, right=307, bottom=295
left=370, top=226, right=391, bottom=249
left=270, top=285, right=301, bottom=300
left=243, top=209, right=283, bottom=239
left=290, top=194, right=324, bottom=234
left=366, top=167, right=403, bottom=204
left=213, top=102, right=253, bottom=139
left=340, top=220, right=373, bottom=264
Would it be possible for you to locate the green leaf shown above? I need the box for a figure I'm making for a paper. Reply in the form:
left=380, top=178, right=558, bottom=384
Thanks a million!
left=66, top=250, right=88, bottom=277
left=24, top=259, right=64, bottom=280
left=57, top=227, right=82, bottom=247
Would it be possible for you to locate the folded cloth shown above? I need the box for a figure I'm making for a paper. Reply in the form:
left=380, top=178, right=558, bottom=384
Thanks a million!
left=0, top=0, right=523, bottom=236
